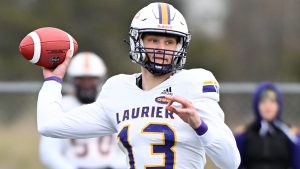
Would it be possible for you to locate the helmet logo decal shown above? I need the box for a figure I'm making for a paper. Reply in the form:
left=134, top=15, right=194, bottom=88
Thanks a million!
left=158, top=3, right=171, bottom=25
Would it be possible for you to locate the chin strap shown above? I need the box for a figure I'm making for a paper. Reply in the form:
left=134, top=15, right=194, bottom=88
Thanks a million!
left=136, top=75, right=143, bottom=89
left=144, top=61, right=173, bottom=76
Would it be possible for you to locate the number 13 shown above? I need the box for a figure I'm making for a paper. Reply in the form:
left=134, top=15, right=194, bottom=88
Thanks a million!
left=117, top=123, right=176, bottom=169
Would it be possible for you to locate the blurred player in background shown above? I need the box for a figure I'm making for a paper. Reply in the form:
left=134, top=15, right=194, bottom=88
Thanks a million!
left=39, top=52, right=127, bottom=169
left=235, top=82, right=300, bottom=169
left=37, top=2, right=240, bottom=169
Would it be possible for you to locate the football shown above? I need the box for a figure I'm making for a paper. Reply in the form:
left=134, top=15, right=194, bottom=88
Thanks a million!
left=19, top=27, right=78, bottom=68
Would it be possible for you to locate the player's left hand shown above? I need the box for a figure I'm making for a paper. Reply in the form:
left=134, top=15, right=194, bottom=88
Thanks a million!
left=165, top=95, right=202, bottom=129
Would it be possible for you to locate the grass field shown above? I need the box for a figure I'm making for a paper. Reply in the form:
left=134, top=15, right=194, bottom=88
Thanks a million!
left=0, top=115, right=46, bottom=169
left=0, top=114, right=217, bottom=169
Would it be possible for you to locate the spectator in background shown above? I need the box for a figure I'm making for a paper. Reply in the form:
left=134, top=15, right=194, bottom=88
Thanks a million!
left=39, top=52, right=127, bottom=169
left=235, top=81, right=300, bottom=169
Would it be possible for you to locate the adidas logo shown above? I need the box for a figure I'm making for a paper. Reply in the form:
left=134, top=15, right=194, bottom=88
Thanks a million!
left=161, top=87, right=173, bottom=95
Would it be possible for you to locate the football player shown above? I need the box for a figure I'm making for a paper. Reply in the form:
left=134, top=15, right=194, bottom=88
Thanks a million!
left=37, top=2, right=241, bottom=169
left=39, top=52, right=127, bottom=169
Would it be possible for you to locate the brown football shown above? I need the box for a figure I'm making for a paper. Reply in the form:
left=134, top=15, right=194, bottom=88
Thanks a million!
left=19, top=27, right=78, bottom=68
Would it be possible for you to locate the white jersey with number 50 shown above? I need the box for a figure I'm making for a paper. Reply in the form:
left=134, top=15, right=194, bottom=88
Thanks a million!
left=39, top=96, right=127, bottom=169
left=38, top=69, right=241, bottom=169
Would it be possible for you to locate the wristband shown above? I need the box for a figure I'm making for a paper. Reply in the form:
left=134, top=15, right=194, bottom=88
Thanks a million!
left=44, top=76, right=62, bottom=84
left=194, top=120, right=208, bottom=136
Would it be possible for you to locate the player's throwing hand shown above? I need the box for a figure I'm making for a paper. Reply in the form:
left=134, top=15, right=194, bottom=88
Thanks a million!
left=165, top=95, right=202, bottom=129
left=43, top=49, right=74, bottom=79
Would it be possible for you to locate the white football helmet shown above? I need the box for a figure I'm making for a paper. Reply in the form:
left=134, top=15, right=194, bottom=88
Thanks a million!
left=129, top=2, right=191, bottom=75
left=67, top=52, right=107, bottom=78
left=67, top=52, right=107, bottom=104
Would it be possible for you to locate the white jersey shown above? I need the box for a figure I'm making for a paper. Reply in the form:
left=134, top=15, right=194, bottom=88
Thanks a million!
left=38, top=69, right=241, bottom=169
left=39, top=96, right=127, bottom=169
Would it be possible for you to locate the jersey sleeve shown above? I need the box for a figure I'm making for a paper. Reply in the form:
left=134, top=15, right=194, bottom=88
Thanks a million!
left=39, top=136, right=75, bottom=169
left=37, top=80, right=117, bottom=139
left=188, top=69, right=241, bottom=169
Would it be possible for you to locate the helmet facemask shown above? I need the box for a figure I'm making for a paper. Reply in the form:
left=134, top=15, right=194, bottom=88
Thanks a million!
left=129, top=28, right=190, bottom=76
left=67, top=52, right=107, bottom=104
left=72, top=76, right=102, bottom=104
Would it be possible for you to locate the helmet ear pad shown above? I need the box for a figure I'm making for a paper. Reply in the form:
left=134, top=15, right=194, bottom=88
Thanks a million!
left=129, top=30, right=147, bottom=64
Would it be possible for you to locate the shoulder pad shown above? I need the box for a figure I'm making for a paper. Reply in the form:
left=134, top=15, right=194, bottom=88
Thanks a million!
left=180, top=69, right=220, bottom=101
left=102, top=74, right=132, bottom=89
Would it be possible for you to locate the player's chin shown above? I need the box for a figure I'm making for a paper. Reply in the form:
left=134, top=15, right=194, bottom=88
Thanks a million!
left=156, top=60, right=169, bottom=65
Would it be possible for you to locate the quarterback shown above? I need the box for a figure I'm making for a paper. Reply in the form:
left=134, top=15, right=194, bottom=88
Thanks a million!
left=37, top=2, right=241, bottom=169
left=39, top=52, right=127, bottom=169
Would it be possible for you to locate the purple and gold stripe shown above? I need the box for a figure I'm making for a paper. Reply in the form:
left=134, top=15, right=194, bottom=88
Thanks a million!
left=158, top=3, right=171, bottom=25
left=203, top=81, right=218, bottom=93
left=203, top=85, right=217, bottom=93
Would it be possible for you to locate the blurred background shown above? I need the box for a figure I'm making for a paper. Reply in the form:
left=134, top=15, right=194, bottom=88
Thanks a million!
left=0, top=0, right=299, bottom=168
